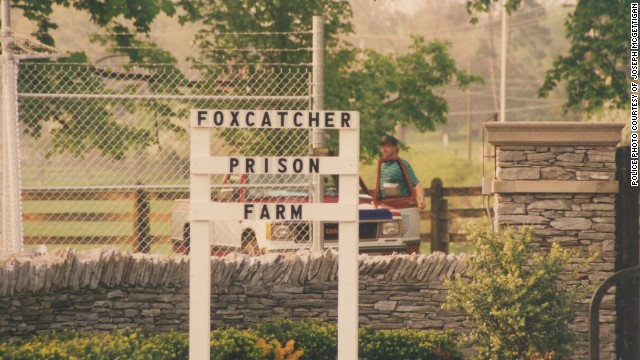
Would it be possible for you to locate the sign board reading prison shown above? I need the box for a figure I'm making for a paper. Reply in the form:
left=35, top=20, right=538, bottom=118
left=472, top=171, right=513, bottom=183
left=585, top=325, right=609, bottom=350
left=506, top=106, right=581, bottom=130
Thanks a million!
left=191, top=156, right=358, bottom=175
left=188, top=109, right=360, bottom=360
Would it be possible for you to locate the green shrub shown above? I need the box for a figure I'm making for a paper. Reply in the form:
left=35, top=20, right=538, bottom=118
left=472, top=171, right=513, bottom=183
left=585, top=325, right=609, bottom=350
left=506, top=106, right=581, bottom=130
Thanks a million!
left=0, top=321, right=461, bottom=360
left=0, top=329, right=147, bottom=360
left=444, top=224, right=594, bottom=359
left=131, top=331, right=188, bottom=359
left=209, top=328, right=266, bottom=360
left=255, top=319, right=336, bottom=360
left=359, top=326, right=463, bottom=360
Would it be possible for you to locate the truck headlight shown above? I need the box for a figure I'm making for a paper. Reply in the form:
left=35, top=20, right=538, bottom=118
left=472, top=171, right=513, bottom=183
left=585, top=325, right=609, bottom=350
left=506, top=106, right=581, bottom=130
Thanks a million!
left=380, top=221, right=401, bottom=237
left=269, top=223, right=292, bottom=240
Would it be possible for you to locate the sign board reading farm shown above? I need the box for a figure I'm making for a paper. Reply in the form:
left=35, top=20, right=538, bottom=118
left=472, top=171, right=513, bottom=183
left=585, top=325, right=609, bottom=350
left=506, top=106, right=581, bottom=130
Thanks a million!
left=188, top=109, right=360, bottom=360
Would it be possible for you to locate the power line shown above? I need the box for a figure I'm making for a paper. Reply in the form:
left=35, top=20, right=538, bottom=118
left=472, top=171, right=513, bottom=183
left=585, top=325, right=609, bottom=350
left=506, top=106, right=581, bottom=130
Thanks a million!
left=448, top=103, right=562, bottom=116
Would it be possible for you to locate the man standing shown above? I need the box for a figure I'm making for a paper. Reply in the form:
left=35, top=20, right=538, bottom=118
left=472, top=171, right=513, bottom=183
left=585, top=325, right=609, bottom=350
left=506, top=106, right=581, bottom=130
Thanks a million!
left=379, top=134, right=426, bottom=209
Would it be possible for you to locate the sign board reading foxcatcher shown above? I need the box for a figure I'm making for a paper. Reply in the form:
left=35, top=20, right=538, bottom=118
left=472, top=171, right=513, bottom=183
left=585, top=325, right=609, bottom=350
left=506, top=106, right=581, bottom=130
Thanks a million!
left=188, top=110, right=360, bottom=360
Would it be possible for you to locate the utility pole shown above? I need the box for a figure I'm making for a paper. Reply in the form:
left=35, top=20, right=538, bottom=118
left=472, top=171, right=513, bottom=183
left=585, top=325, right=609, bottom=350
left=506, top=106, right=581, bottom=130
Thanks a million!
left=499, top=0, right=509, bottom=122
left=311, top=16, right=325, bottom=252
left=467, top=61, right=472, bottom=161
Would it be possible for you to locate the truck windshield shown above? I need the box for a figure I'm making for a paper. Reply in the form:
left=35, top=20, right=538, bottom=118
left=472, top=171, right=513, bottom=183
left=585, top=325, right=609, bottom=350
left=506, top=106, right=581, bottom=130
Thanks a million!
left=245, top=174, right=311, bottom=199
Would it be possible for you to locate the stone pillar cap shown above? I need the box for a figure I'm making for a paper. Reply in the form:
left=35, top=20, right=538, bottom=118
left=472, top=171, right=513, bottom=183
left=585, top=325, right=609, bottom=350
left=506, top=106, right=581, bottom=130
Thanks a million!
left=484, top=122, right=625, bottom=146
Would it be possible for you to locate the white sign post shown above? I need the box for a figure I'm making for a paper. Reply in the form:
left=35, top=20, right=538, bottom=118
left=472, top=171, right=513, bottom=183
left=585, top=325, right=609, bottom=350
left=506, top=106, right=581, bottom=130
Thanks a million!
left=189, top=110, right=360, bottom=360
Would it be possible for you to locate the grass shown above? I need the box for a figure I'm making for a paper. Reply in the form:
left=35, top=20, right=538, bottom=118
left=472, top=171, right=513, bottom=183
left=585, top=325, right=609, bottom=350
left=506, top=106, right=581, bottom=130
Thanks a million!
left=24, top=243, right=176, bottom=255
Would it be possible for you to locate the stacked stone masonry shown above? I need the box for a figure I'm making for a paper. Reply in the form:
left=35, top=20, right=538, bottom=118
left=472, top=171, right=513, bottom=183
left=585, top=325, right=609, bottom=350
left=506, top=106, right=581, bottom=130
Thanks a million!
left=497, top=145, right=616, bottom=181
left=0, top=248, right=470, bottom=343
left=495, top=144, right=618, bottom=359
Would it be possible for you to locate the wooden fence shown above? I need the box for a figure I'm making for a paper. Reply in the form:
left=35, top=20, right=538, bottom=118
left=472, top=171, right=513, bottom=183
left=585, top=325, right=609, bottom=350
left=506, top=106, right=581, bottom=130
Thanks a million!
left=21, top=178, right=491, bottom=253
left=22, top=188, right=189, bottom=252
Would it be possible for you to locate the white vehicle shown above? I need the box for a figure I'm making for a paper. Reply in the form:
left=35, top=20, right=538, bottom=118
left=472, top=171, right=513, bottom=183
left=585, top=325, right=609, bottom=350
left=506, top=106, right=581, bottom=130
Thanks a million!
left=171, top=158, right=421, bottom=255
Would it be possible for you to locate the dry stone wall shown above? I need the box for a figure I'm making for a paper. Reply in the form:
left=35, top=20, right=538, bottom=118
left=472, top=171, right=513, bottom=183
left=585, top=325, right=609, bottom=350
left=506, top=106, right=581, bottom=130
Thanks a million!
left=0, top=248, right=470, bottom=341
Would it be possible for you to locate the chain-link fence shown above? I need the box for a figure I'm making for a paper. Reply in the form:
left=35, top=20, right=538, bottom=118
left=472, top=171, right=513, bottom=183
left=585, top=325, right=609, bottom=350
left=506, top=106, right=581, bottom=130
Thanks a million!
left=18, top=59, right=315, bottom=255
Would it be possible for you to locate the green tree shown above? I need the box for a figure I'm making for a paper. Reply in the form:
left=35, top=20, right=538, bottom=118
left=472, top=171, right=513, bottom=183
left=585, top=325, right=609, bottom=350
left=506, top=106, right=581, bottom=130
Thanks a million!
left=12, top=2, right=193, bottom=159
left=444, top=224, right=591, bottom=359
left=326, top=38, right=479, bottom=162
left=11, top=0, right=197, bottom=46
left=466, top=0, right=630, bottom=114
left=187, top=0, right=480, bottom=162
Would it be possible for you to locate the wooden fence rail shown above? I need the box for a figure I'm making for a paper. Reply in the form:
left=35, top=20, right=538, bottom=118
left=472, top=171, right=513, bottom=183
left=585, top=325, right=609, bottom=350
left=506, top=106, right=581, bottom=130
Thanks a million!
left=21, top=178, right=490, bottom=253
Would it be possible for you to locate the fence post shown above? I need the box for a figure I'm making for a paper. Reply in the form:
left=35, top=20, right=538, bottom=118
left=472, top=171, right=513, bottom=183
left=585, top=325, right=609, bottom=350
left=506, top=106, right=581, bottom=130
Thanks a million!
left=1, top=0, right=24, bottom=256
left=134, top=187, right=151, bottom=253
left=311, top=15, right=325, bottom=253
left=438, top=199, right=449, bottom=253
left=430, top=178, right=449, bottom=253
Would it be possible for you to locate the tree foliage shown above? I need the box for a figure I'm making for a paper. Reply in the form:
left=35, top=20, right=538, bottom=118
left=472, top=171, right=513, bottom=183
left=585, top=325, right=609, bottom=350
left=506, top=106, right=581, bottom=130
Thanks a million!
left=326, top=37, right=480, bottom=162
left=188, top=0, right=480, bottom=162
left=11, top=0, right=197, bottom=46
left=538, top=0, right=630, bottom=113
left=13, top=2, right=192, bottom=159
left=444, top=224, right=591, bottom=359
left=11, top=0, right=480, bottom=161
left=466, top=0, right=630, bottom=114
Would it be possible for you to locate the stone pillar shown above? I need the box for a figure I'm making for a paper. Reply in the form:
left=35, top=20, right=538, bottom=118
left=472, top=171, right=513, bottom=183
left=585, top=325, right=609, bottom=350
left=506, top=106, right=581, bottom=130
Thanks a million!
left=484, top=122, right=625, bottom=359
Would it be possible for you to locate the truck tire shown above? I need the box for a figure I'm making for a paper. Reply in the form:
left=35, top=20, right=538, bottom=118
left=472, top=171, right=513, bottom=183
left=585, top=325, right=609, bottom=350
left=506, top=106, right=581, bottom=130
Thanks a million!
left=241, top=230, right=260, bottom=256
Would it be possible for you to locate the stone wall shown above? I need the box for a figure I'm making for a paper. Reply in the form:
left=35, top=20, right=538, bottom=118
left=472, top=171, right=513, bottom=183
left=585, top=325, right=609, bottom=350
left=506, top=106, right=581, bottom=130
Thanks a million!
left=485, top=122, right=624, bottom=360
left=0, top=248, right=470, bottom=341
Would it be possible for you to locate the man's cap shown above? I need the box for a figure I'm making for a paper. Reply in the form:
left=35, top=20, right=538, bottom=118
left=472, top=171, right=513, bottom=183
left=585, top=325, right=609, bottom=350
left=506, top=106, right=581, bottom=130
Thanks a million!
left=379, top=134, right=398, bottom=146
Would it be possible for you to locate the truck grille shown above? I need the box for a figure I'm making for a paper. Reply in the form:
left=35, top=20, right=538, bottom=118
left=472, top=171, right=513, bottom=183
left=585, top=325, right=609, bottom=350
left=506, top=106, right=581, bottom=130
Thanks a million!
left=323, top=222, right=378, bottom=241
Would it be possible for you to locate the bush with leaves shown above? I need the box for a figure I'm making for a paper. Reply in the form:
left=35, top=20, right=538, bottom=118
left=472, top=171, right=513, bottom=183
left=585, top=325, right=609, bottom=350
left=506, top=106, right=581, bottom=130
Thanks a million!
left=255, top=319, right=336, bottom=360
left=444, top=224, right=594, bottom=359
left=359, top=326, right=464, bottom=360
left=0, top=320, right=463, bottom=360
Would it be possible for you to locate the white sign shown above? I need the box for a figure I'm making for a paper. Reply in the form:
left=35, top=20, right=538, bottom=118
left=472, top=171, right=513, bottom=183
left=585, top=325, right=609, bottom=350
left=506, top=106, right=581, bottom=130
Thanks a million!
left=191, top=110, right=359, bottom=129
left=190, top=202, right=357, bottom=221
left=191, top=156, right=358, bottom=175
left=189, top=109, right=360, bottom=360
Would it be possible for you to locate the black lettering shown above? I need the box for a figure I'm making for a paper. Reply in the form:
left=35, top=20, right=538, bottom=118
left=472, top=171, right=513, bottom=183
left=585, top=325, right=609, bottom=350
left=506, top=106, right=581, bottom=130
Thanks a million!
left=309, top=158, right=319, bottom=173
left=229, top=158, right=239, bottom=172
left=260, top=205, right=271, bottom=220
left=197, top=111, right=207, bottom=126
left=325, top=112, right=335, bottom=128
left=278, top=111, right=288, bottom=127
left=341, top=112, right=351, bottom=128
left=246, top=158, right=255, bottom=173
left=291, top=205, right=303, bottom=220
left=293, top=112, right=303, bottom=127
left=230, top=111, right=240, bottom=126
left=293, top=159, right=303, bottom=173
left=261, top=112, right=272, bottom=127
left=276, top=205, right=285, bottom=219
left=213, top=111, right=224, bottom=126
left=244, top=204, right=254, bottom=219
left=246, top=111, right=255, bottom=126
left=308, top=112, right=319, bottom=127
left=278, top=158, right=287, bottom=173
